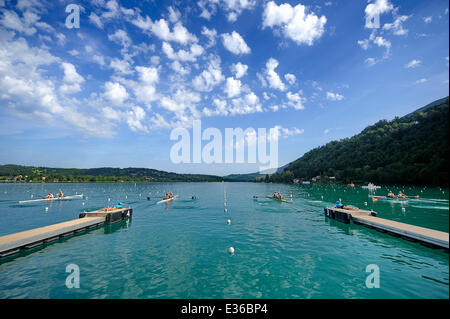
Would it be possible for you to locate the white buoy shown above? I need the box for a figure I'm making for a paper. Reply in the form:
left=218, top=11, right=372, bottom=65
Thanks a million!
left=224, top=202, right=227, bottom=206
left=402, top=207, right=406, bottom=212
left=228, top=247, right=235, bottom=255
left=227, top=219, right=231, bottom=224
left=45, top=207, right=48, bottom=211
left=224, top=208, right=228, bottom=212
left=364, top=202, right=368, bottom=206
left=82, top=202, right=85, bottom=206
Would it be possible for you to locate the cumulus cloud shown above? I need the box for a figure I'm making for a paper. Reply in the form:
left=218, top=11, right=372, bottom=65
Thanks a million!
left=326, top=91, right=344, bottom=101
left=404, top=59, right=421, bottom=68
left=224, top=77, right=242, bottom=98
left=230, top=62, right=248, bottom=78
left=104, top=81, right=129, bottom=105
left=286, top=91, right=305, bottom=109
left=192, top=56, right=225, bottom=91
left=262, top=1, right=327, bottom=46
left=197, top=0, right=256, bottom=22
left=132, top=16, right=198, bottom=45
left=265, top=58, right=286, bottom=91
left=221, top=31, right=251, bottom=55
left=284, top=73, right=296, bottom=85
left=201, top=26, right=217, bottom=48
left=0, top=32, right=112, bottom=137
left=162, top=42, right=204, bottom=62
left=423, top=16, right=432, bottom=24
left=383, top=15, right=409, bottom=35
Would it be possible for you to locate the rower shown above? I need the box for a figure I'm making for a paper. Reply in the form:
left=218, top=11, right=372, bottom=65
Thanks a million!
left=45, top=192, right=54, bottom=199
left=164, top=193, right=169, bottom=200
left=57, top=191, right=64, bottom=198
left=398, top=191, right=406, bottom=199
left=334, top=200, right=344, bottom=209
left=387, top=191, right=395, bottom=198
left=115, top=202, right=123, bottom=209
left=169, top=192, right=173, bottom=199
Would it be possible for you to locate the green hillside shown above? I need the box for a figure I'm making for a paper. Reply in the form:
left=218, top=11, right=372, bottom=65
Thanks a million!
left=268, top=97, right=449, bottom=186
left=0, top=165, right=223, bottom=183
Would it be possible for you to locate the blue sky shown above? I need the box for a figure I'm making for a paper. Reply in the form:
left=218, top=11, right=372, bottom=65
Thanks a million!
left=0, top=0, right=448, bottom=175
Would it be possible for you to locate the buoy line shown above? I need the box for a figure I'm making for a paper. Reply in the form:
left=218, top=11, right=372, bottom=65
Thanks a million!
left=224, top=183, right=234, bottom=256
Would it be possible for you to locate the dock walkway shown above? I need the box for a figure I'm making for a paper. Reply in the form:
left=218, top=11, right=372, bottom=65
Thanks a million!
left=325, top=207, right=449, bottom=250
left=0, top=207, right=132, bottom=258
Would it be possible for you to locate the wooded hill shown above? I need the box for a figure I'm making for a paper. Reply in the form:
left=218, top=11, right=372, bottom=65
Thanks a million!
left=267, top=97, right=449, bottom=186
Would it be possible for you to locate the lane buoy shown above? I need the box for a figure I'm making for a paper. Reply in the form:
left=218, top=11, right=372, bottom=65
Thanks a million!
left=224, top=208, right=228, bottom=212
left=227, top=219, right=231, bottom=224
left=228, top=247, right=235, bottom=255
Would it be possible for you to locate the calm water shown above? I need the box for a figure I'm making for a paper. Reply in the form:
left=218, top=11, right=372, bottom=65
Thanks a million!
left=0, top=182, right=448, bottom=299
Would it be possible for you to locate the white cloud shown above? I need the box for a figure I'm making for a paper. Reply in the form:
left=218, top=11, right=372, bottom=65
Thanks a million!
left=365, top=57, right=377, bottom=67
left=170, top=61, right=190, bottom=75
left=89, top=12, right=103, bottom=29
left=265, top=58, right=285, bottom=91
left=162, top=42, right=204, bottom=62
left=262, top=1, right=327, bottom=46
left=0, top=9, right=39, bottom=35
left=414, top=78, right=428, bottom=84
left=221, top=31, right=251, bottom=55
left=108, top=29, right=132, bottom=48
left=201, top=26, right=217, bottom=48
left=0, top=32, right=112, bottom=137
left=424, top=16, right=432, bottom=24
left=326, top=91, right=344, bottom=101
left=230, top=62, right=248, bottom=78
left=197, top=0, right=256, bottom=22
left=132, top=16, right=197, bottom=45
left=357, top=39, right=370, bottom=50
left=192, top=56, right=225, bottom=91
left=404, top=59, right=421, bottom=69
left=104, top=81, right=128, bottom=105
left=109, top=57, right=133, bottom=75
left=224, top=77, right=242, bottom=98
left=286, top=91, right=305, bottom=109
left=284, top=73, right=296, bottom=85
left=167, top=6, right=181, bottom=23
left=59, top=62, right=84, bottom=94
left=365, top=0, right=394, bottom=29
left=383, top=15, right=409, bottom=35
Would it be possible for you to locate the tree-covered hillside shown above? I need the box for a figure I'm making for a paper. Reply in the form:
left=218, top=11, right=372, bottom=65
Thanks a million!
left=0, top=165, right=222, bottom=183
left=268, top=97, right=449, bottom=186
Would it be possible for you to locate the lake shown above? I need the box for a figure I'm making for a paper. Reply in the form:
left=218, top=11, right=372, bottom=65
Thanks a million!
left=0, top=182, right=448, bottom=298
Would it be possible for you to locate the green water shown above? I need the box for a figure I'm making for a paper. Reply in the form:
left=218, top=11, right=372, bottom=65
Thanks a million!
left=0, top=182, right=448, bottom=299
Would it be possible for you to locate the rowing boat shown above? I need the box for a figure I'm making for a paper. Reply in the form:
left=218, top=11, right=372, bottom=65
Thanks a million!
left=19, top=194, right=83, bottom=204
left=265, top=195, right=293, bottom=203
left=157, top=195, right=179, bottom=204
left=369, top=195, right=419, bottom=201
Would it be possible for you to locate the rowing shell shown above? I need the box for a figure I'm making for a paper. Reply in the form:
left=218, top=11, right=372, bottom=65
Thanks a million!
left=369, top=195, right=419, bottom=201
left=266, top=195, right=293, bottom=203
left=157, top=195, right=179, bottom=204
left=19, top=194, right=83, bottom=204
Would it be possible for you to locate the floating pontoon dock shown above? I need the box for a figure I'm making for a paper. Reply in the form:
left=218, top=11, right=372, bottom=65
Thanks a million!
left=325, top=207, right=449, bottom=250
left=0, top=208, right=132, bottom=258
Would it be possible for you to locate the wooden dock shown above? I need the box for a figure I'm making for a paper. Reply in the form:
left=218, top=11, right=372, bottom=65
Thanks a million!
left=0, top=207, right=132, bottom=258
left=325, top=207, right=449, bottom=250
